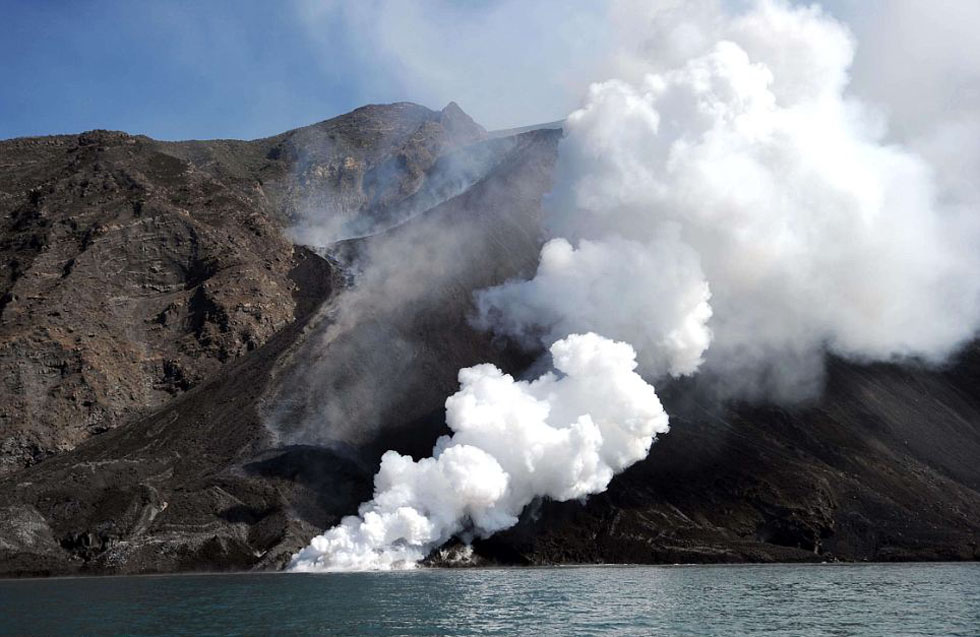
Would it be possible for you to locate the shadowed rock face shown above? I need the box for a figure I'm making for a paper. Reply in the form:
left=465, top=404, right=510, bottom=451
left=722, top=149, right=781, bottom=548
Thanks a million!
left=0, top=102, right=978, bottom=577
left=0, top=102, right=486, bottom=475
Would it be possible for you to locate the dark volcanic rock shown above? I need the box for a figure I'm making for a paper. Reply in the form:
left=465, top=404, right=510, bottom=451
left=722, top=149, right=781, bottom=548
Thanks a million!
left=475, top=349, right=980, bottom=565
left=0, top=101, right=978, bottom=577
left=0, top=102, right=485, bottom=475
left=0, top=130, right=298, bottom=473
left=0, top=246, right=340, bottom=575
left=0, top=106, right=559, bottom=576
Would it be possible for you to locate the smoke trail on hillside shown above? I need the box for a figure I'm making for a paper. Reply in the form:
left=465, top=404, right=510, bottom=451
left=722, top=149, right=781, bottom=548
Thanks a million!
left=289, top=0, right=980, bottom=571
left=289, top=333, right=667, bottom=571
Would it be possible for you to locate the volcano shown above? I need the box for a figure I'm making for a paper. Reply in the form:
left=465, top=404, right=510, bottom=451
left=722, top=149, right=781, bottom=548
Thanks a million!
left=0, top=103, right=978, bottom=576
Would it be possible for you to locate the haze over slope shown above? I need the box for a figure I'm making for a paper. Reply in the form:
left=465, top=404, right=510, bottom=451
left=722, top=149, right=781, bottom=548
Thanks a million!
left=291, top=0, right=980, bottom=571
left=0, top=102, right=484, bottom=475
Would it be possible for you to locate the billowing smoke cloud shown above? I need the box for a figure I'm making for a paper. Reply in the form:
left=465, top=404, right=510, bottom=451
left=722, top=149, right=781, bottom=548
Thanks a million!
left=476, top=235, right=712, bottom=379
left=289, top=332, right=668, bottom=571
left=477, top=0, right=980, bottom=400
left=289, top=0, right=980, bottom=570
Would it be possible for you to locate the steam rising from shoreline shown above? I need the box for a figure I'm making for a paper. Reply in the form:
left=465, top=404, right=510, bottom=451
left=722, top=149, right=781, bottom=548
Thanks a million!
left=476, top=234, right=713, bottom=379
left=289, top=333, right=668, bottom=571
left=290, top=0, right=980, bottom=571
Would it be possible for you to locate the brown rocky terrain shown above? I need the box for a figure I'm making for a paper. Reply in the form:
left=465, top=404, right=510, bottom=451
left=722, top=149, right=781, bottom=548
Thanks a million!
left=0, top=102, right=485, bottom=475
left=0, top=102, right=977, bottom=577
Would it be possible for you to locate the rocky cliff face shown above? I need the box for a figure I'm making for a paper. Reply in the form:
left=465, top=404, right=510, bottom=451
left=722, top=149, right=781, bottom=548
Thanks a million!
left=0, top=103, right=977, bottom=577
left=0, top=102, right=485, bottom=475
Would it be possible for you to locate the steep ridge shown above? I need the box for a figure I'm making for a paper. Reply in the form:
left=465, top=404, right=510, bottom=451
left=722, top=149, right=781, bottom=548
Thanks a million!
left=0, top=102, right=485, bottom=475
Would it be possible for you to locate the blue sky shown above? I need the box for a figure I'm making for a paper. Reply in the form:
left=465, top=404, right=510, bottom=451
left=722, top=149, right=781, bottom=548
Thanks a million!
left=0, top=0, right=610, bottom=140
left=0, top=1, right=391, bottom=140
left=0, top=1, right=937, bottom=142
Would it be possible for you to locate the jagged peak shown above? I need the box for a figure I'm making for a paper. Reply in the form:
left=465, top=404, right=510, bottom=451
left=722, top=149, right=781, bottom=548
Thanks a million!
left=441, top=101, right=465, bottom=116
left=438, top=101, right=486, bottom=142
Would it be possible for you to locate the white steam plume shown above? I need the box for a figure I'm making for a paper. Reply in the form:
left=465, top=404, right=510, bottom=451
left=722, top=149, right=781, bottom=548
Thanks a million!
left=476, top=234, right=712, bottom=378
left=477, top=0, right=980, bottom=400
left=288, top=333, right=668, bottom=571
left=289, top=0, right=980, bottom=571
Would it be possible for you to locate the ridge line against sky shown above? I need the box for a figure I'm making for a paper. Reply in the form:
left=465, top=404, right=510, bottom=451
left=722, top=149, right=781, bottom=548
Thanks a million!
left=1, top=1, right=978, bottom=142
left=0, top=0, right=601, bottom=140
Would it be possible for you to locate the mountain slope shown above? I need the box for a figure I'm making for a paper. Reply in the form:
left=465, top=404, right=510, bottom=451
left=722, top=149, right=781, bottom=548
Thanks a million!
left=0, top=106, right=562, bottom=576
left=476, top=348, right=980, bottom=564
left=0, top=102, right=485, bottom=475
left=0, top=103, right=977, bottom=577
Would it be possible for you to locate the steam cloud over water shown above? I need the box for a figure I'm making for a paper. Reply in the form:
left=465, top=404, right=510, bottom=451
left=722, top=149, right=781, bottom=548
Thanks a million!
left=290, top=0, right=980, bottom=570
left=289, top=333, right=668, bottom=571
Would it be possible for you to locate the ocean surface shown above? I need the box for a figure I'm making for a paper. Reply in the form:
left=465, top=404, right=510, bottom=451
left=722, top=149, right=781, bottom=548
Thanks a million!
left=1, top=563, right=977, bottom=636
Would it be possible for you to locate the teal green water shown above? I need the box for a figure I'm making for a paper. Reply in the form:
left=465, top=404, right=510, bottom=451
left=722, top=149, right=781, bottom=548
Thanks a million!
left=1, top=563, right=977, bottom=636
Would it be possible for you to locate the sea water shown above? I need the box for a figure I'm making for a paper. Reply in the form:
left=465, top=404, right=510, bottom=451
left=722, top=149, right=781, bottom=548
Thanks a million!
left=1, top=563, right=977, bottom=636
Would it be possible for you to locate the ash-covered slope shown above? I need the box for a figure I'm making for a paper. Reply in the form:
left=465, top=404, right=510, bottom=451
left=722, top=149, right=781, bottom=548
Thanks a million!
left=0, top=103, right=562, bottom=576
left=0, top=102, right=484, bottom=475
left=475, top=347, right=980, bottom=564
left=264, top=128, right=559, bottom=454
left=0, top=101, right=978, bottom=577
